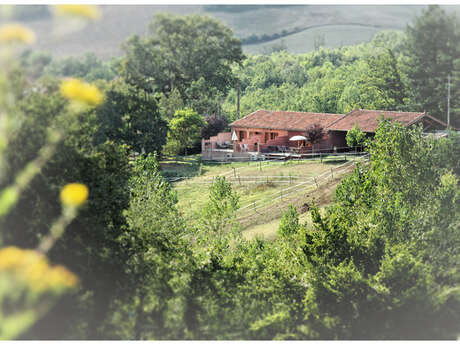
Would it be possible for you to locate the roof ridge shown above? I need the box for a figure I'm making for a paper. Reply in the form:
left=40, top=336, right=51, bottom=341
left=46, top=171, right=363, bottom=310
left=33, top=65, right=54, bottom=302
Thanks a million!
left=360, top=108, right=425, bottom=114
left=325, top=109, right=353, bottom=129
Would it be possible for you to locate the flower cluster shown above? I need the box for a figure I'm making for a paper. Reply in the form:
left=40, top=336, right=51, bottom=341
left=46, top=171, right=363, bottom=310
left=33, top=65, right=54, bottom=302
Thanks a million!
left=0, top=24, right=35, bottom=44
left=60, top=78, right=103, bottom=106
left=54, top=5, right=101, bottom=20
left=60, top=183, right=89, bottom=207
left=0, top=247, right=78, bottom=293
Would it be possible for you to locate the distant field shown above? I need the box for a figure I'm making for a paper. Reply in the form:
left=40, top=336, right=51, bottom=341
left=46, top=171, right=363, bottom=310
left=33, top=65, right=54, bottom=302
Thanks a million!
left=6, top=4, right=455, bottom=58
left=244, top=24, right=382, bottom=54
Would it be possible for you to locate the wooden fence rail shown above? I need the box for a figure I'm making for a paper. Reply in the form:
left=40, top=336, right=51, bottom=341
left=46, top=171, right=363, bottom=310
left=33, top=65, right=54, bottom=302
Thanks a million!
left=235, top=155, right=368, bottom=226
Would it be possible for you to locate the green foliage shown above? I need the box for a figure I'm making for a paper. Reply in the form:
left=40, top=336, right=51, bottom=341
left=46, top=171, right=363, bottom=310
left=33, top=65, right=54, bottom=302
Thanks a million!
left=157, top=87, right=184, bottom=120
left=94, top=80, right=168, bottom=155
left=119, top=13, right=244, bottom=115
left=117, top=153, right=191, bottom=339
left=222, top=33, right=411, bottom=119
left=299, top=121, right=460, bottom=339
left=19, top=50, right=53, bottom=81
left=198, top=176, right=240, bottom=242
left=167, top=109, right=206, bottom=155
left=277, top=205, right=300, bottom=237
left=404, top=5, right=460, bottom=126
left=358, top=49, right=407, bottom=110
left=45, top=53, right=115, bottom=82
left=345, top=123, right=366, bottom=147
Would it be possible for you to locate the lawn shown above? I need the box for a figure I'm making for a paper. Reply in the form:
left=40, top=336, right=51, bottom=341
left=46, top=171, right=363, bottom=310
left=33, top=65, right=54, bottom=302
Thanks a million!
left=162, top=155, right=359, bottom=232
left=243, top=205, right=326, bottom=241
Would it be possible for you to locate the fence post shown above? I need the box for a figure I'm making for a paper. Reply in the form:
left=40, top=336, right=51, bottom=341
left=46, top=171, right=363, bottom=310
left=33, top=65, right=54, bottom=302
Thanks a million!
left=259, top=161, right=262, bottom=171
left=331, top=168, right=334, bottom=180
left=238, top=175, right=241, bottom=185
left=314, top=177, right=318, bottom=189
left=320, top=152, right=322, bottom=163
left=233, top=167, right=236, bottom=177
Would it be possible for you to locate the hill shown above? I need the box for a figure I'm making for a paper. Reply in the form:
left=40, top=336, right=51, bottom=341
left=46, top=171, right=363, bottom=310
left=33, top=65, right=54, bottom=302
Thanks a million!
left=4, top=4, right=459, bottom=59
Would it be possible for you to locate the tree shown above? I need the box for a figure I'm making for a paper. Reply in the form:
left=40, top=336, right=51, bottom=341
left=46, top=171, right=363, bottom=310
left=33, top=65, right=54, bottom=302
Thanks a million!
left=19, top=50, right=53, bottom=81
left=277, top=205, right=300, bottom=238
left=304, top=123, right=325, bottom=151
left=118, top=154, right=192, bottom=339
left=94, top=80, right=168, bottom=155
left=404, top=5, right=460, bottom=126
left=361, top=49, right=407, bottom=110
left=198, top=176, right=240, bottom=237
left=119, top=14, right=244, bottom=114
left=167, top=109, right=206, bottom=155
left=346, top=123, right=366, bottom=149
left=157, top=87, right=184, bottom=120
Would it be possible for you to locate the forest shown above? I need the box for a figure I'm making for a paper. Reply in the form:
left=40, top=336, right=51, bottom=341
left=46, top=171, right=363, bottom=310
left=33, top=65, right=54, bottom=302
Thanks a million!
left=0, top=4, right=459, bottom=340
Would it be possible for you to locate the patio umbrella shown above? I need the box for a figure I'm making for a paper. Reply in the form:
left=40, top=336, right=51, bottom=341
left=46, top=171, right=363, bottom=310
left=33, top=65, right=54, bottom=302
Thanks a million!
left=289, top=135, right=307, bottom=148
left=289, top=135, right=307, bottom=141
left=231, top=131, right=238, bottom=141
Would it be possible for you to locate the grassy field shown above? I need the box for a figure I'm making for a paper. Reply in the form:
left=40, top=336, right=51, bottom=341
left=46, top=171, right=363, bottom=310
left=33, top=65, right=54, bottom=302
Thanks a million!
left=163, top=157, right=333, bottom=217
left=14, top=4, right=455, bottom=58
left=161, top=154, right=362, bottom=240
left=243, top=205, right=323, bottom=241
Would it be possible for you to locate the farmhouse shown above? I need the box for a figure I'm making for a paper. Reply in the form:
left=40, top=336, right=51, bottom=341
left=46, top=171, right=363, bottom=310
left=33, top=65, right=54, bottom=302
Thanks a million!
left=202, top=108, right=450, bottom=159
left=229, top=109, right=344, bottom=153
left=326, top=109, right=449, bottom=146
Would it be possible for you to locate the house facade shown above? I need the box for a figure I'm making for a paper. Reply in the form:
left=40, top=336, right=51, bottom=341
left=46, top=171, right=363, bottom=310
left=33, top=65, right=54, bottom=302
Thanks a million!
left=201, top=108, right=450, bottom=158
left=228, top=110, right=344, bottom=153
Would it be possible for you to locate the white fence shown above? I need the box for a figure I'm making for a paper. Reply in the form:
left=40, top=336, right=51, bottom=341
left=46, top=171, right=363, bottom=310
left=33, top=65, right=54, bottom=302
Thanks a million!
left=234, top=154, right=369, bottom=227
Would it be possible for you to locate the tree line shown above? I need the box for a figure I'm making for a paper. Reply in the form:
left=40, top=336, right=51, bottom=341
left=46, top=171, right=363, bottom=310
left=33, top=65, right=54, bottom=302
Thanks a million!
left=20, top=5, right=460, bottom=158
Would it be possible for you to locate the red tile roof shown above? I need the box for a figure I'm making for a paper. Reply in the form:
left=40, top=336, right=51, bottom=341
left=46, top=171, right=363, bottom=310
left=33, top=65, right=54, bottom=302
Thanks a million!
left=229, top=109, right=344, bottom=131
left=327, top=109, right=426, bottom=132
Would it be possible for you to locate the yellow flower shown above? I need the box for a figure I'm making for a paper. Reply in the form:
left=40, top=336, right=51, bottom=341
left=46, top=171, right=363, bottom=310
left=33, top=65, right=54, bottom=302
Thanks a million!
left=47, top=265, right=79, bottom=289
left=0, top=24, right=36, bottom=44
left=60, top=78, right=103, bottom=106
left=60, top=183, right=89, bottom=207
left=54, top=5, right=101, bottom=20
left=0, top=246, right=78, bottom=292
